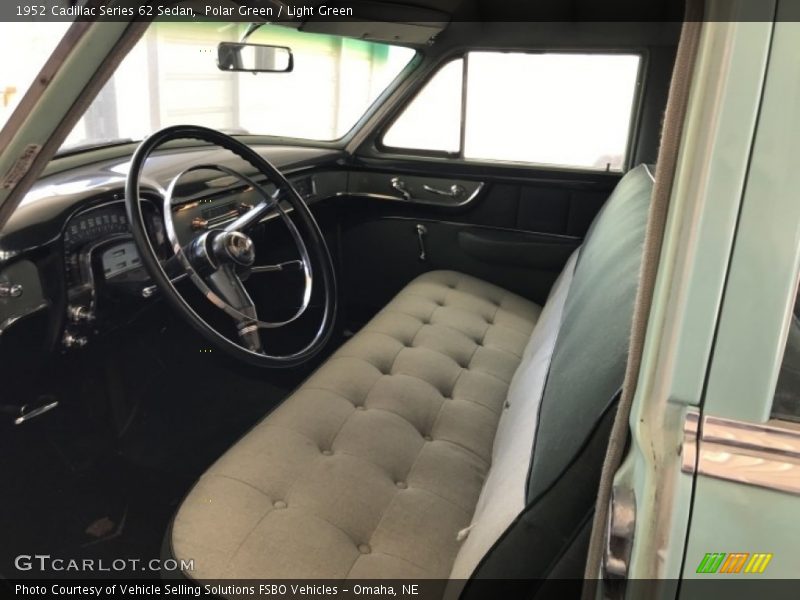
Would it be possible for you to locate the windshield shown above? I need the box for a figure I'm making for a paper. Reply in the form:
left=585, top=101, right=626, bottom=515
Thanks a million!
left=3, top=22, right=416, bottom=153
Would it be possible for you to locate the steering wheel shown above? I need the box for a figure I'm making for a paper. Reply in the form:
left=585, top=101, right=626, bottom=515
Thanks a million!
left=125, top=125, right=337, bottom=368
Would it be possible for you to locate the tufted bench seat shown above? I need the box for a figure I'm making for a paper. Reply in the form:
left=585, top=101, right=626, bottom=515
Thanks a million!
left=170, top=164, right=655, bottom=583
left=172, top=271, right=542, bottom=579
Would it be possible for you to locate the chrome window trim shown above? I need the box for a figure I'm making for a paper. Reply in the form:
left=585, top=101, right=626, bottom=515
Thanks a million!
left=682, top=410, right=800, bottom=495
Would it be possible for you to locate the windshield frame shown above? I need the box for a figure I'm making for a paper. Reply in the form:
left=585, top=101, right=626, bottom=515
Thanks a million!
left=52, top=23, right=422, bottom=157
left=0, top=19, right=152, bottom=231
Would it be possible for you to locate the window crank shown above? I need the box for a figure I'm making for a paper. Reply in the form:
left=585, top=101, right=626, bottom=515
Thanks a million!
left=415, top=224, right=428, bottom=261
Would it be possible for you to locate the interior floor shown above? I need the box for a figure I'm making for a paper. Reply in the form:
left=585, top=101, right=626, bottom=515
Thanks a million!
left=0, top=302, right=344, bottom=578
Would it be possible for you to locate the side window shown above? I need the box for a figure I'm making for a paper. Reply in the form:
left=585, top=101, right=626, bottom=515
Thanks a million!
left=382, top=51, right=641, bottom=171
left=382, top=59, right=463, bottom=153
left=772, top=288, right=800, bottom=422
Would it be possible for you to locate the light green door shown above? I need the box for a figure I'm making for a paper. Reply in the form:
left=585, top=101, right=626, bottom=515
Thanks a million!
left=601, top=3, right=800, bottom=596
left=680, top=11, right=800, bottom=587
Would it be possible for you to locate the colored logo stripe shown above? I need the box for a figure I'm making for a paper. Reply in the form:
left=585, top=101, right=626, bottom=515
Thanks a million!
left=720, top=553, right=749, bottom=573
left=697, top=553, right=725, bottom=573
left=744, top=553, right=773, bottom=574
left=696, top=552, right=773, bottom=574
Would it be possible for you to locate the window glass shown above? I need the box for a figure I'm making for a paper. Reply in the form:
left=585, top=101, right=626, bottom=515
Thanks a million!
left=465, top=52, right=640, bottom=170
left=59, top=22, right=415, bottom=152
left=382, top=59, right=463, bottom=153
left=382, top=51, right=641, bottom=171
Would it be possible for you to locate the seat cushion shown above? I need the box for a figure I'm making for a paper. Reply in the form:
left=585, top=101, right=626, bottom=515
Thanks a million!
left=171, top=270, right=541, bottom=579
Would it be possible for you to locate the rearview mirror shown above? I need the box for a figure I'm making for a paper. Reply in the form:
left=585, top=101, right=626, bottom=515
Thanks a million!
left=217, top=42, right=293, bottom=73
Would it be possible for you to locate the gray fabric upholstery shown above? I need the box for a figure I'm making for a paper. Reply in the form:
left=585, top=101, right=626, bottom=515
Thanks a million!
left=172, top=271, right=541, bottom=579
left=449, top=250, right=578, bottom=579
left=529, top=164, right=654, bottom=499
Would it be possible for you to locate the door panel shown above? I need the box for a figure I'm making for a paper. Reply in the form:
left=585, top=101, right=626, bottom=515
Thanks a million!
left=341, top=217, right=579, bottom=323
left=336, top=160, right=619, bottom=325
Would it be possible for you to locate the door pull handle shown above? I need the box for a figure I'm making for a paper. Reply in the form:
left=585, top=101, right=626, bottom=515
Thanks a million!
left=416, top=224, right=428, bottom=261
left=422, top=183, right=465, bottom=199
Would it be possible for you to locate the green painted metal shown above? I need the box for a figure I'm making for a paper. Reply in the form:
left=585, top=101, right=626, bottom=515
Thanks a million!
left=0, top=20, right=137, bottom=224
left=683, top=479, right=799, bottom=583
left=619, top=16, right=774, bottom=585
left=701, top=19, right=800, bottom=423
left=681, top=12, right=800, bottom=587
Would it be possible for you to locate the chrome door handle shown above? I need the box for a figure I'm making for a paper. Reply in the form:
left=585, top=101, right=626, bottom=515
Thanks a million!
left=13, top=398, right=59, bottom=425
left=390, top=177, right=412, bottom=201
left=423, top=183, right=466, bottom=199
left=603, top=486, right=636, bottom=585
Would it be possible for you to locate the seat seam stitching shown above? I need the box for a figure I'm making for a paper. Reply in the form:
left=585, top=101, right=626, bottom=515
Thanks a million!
left=405, top=484, right=475, bottom=516
left=205, top=473, right=272, bottom=499
left=341, top=552, right=363, bottom=581
left=348, top=550, right=439, bottom=577
left=428, top=436, right=491, bottom=467
left=347, top=403, right=438, bottom=434
left=297, top=509, right=365, bottom=548
left=378, top=308, right=535, bottom=343
left=447, top=395, right=502, bottom=417
left=464, top=323, right=491, bottom=371
left=315, top=447, right=420, bottom=480
left=399, top=290, right=540, bottom=325
left=220, top=503, right=275, bottom=578
left=246, top=422, right=337, bottom=450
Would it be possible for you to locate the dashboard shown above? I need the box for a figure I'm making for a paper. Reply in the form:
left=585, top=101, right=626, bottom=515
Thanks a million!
left=0, top=144, right=346, bottom=354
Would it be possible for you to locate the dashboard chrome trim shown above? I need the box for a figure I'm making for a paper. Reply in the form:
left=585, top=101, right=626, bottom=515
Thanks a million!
left=0, top=301, right=50, bottom=337
left=681, top=411, right=800, bottom=495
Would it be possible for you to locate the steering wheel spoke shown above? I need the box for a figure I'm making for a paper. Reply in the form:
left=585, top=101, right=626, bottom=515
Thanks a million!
left=206, top=265, right=262, bottom=352
left=224, top=195, right=277, bottom=233
left=250, top=259, right=304, bottom=274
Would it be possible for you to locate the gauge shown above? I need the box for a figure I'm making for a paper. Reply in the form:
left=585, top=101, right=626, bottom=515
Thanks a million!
left=101, top=241, right=142, bottom=279
left=64, top=205, right=129, bottom=252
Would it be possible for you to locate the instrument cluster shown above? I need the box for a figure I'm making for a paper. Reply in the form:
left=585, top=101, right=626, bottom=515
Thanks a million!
left=63, top=200, right=164, bottom=290
left=61, top=199, right=166, bottom=348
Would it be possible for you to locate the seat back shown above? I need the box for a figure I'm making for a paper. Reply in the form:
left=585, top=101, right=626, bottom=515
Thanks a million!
left=451, top=165, right=655, bottom=586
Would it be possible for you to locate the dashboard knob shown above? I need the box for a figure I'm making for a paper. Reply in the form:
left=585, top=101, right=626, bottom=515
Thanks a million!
left=67, top=305, right=94, bottom=323
left=63, top=332, right=88, bottom=349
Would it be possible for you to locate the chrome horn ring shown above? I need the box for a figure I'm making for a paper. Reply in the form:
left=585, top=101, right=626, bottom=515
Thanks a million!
left=163, top=163, right=314, bottom=330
